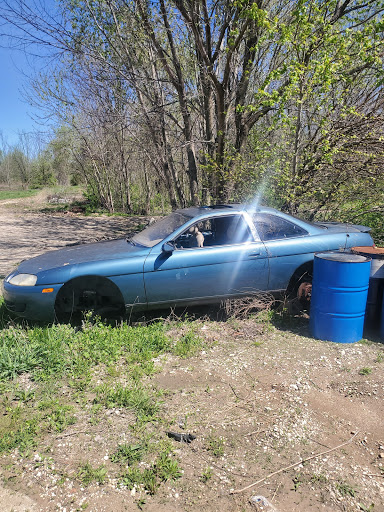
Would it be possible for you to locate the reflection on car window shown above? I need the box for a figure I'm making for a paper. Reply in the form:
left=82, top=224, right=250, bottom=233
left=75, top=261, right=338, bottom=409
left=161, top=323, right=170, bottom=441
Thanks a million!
left=132, top=213, right=191, bottom=247
left=174, top=215, right=253, bottom=249
left=252, top=213, right=308, bottom=241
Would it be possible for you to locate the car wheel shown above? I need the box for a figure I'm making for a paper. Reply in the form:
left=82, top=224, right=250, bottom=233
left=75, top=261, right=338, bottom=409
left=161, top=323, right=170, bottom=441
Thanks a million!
left=54, top=277, right=125, bottom=325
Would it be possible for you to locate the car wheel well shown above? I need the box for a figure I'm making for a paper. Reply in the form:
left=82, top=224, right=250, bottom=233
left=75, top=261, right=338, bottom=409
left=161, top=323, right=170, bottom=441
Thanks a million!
left=286, top=261, right=313, bottom=292
left=286, top=261, right=314, bottom=309
left=54, top=275, right=125, bottom=324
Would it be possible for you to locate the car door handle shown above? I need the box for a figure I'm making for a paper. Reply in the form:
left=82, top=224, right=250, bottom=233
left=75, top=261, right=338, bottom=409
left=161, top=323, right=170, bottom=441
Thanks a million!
left=248, top=252, right=261, bottom=258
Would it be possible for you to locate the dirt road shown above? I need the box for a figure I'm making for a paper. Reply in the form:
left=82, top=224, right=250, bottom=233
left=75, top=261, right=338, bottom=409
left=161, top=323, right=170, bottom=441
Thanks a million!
left=0, top=197, right=145, bottom=278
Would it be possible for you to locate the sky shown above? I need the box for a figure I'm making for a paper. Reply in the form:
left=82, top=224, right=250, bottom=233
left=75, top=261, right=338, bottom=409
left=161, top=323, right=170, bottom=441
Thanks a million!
left=0, top=46, right=42, bottom=147
left=0, top=0, right=59, bottom=149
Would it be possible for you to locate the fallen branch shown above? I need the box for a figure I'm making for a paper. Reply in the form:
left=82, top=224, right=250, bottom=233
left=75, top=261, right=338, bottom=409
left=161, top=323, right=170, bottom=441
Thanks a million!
left=230, top=431, right=359, bottom=494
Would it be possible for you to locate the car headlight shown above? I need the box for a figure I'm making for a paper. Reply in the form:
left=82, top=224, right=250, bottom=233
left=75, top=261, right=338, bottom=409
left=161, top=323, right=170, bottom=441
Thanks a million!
left=8, top=274, right=37, bottom=286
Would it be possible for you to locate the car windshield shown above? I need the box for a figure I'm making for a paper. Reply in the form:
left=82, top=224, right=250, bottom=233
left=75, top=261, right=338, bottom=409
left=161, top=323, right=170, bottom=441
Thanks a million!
left=131, top=212, right=191, bottom=247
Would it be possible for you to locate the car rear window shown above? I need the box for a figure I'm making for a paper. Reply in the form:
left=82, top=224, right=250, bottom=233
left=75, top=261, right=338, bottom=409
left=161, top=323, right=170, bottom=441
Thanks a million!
left=253, top=213, right=308, bottom=241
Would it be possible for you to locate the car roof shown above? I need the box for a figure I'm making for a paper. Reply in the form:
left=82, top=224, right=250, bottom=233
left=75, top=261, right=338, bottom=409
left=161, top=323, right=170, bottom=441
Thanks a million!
left=176, top=203, right=282, bottom=217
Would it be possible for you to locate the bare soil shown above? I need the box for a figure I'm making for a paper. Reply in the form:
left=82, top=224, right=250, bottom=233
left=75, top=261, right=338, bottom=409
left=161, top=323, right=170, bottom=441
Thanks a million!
left=0, top=193, right=383, bottom=512
left=0, top=193, right=147, bottom=279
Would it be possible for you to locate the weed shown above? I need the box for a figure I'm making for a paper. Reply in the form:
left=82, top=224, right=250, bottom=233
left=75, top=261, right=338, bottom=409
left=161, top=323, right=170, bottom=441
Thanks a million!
left=205, top=435, right=225, bottom=457
left=173, top=329, right=202, bottom=358
left=200, top=467, right=213, bottom=482
left=292, top=474, right=303, bottom=491
left=120, top=450, right=181, bottom=494
left=89, top=404, right=103, bottom=426
left=77, top=462, right=107, bottom=485
left=14, top=388, right=35, bottom=402
left=136, top=498, right=146, bottom=510
left=111, top=443, right=146, bottom=465
left=47, top=405, right=77, bottom=433
left=38, top=400, right=76, bottom=432
left=358, top=367, right=372, bottom=376
left=69, top=375, right=91, bottom=392
left=336, top=481, right=356, bottom=497
left=155, top=450, right=182, bottom=481
left=358, top=339, right=372, bottom=345
left=311, top=473, right=328, bottom=484
left=375, top=351, right=384, bottom=363
left=0, top=417, right=39, bottom=454
left=359, top=504, right=375, bottom=512
left=226, top=317, right=241, bottom=329
left=94, top=382, right=159, bottom=419
left=256, top=309, right=275, bottom=330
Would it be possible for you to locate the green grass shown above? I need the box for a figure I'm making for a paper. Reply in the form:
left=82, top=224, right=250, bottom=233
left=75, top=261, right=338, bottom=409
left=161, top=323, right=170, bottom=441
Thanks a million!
left=77, top=462, right=108, bottom=485
left=358, top=367, right=372, bottom=376
left=205, top=434, right=225, bottom=457
left=119, top=449, right=181, bottom=494
left=0, top=301, right=209, bottom=496
left=173, top=328, right=203, bottom=358
left=0, top=317, right=171, bottom=381
left=111, top=443, right=147, bottom=465
left=0, top=317, right=172, bottom=451
left=336, top=481, right=356, bottom=497
left=0, top=189, right=38, bottom=201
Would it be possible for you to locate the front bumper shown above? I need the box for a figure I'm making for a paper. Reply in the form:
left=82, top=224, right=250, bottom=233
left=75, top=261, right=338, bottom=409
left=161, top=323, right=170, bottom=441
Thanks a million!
left=2, top=280, right=63, bottom=322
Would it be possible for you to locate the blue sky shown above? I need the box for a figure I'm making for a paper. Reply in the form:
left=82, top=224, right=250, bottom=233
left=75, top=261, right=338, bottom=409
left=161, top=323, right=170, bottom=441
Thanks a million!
left=0, top=0, right=58, bottom=149
left=0, top=46, right=42, bottom=147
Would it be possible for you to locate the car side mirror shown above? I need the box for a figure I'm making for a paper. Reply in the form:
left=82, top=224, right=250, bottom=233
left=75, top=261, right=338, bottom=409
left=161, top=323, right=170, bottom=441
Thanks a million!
left=162, top=242, right=175, bottom=253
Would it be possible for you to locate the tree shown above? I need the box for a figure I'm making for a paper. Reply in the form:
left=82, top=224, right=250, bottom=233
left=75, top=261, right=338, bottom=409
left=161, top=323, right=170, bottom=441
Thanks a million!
left=1, top=0, right=383, bottom=213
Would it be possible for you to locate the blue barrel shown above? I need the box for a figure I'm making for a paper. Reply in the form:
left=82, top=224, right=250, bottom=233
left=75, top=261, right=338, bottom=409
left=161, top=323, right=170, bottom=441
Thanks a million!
left=381, top=288, right=384, bottom=340
left=310, top=252, right=371, bottom=343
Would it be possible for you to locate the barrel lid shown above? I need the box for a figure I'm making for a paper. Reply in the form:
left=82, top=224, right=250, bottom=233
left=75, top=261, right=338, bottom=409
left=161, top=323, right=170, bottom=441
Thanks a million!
left=315, top=251, right=371, bottom=263
left=352, top=246, right=384, bottom=259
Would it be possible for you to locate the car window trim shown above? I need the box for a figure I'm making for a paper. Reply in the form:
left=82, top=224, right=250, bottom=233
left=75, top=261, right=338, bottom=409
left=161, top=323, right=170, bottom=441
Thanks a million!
left=171, top=213, right=257, bottom=249
left=173, top=240, right=261, bottom=251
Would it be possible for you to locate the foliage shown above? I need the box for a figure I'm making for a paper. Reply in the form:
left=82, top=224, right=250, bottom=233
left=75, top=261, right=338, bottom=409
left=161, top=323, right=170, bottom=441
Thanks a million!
left=0, top=1, right=384, bottom=217
left=111, top=443, right=147, bottom=465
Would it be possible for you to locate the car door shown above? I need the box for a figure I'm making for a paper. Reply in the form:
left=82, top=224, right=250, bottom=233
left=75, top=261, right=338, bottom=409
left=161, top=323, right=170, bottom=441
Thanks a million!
left=252, top=212, right=317, bottom=291
left=143, top=213, right=269, bottom=307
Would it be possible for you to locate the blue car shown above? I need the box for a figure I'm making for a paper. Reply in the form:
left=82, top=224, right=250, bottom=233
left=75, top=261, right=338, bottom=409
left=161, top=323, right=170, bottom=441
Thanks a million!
left=2, top=204, right=374, bottom=323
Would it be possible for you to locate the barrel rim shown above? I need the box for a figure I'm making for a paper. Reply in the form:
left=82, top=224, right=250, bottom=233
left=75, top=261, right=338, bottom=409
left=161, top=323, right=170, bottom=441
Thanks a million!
left=314, top=251, right=371, bottom=263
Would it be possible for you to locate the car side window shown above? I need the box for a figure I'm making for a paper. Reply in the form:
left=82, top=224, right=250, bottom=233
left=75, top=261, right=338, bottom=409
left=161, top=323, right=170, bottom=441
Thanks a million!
left=174, top=215, right=253, bottom=249
left=174, top=221, right=209, bottom=249
left=252, top=213, right=308, bottom=241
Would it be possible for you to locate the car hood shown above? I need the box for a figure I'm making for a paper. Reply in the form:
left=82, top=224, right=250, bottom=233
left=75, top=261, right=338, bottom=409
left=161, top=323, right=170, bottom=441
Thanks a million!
left=17, top=238, right=147, bottom=275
